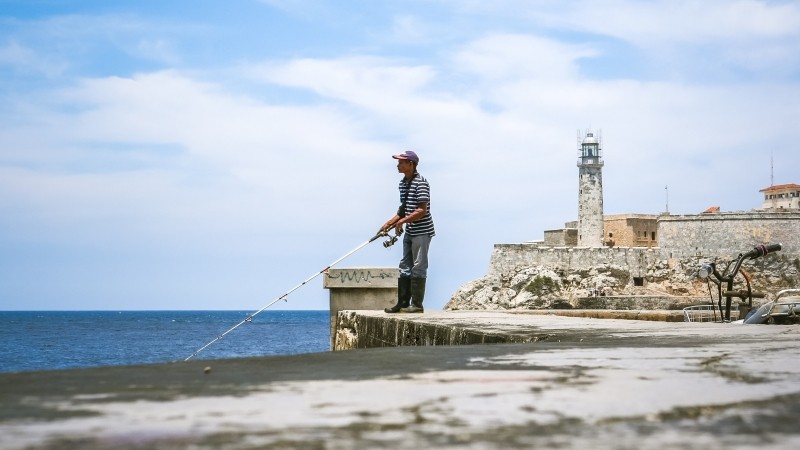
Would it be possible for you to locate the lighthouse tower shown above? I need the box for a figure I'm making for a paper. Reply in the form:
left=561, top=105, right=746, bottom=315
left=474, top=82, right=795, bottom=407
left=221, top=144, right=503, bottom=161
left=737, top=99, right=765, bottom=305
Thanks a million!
left=577, top=129, right=604, bottom=247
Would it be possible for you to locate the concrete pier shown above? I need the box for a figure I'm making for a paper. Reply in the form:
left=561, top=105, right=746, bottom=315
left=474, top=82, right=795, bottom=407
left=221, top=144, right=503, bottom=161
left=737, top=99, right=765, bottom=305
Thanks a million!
left=333, top=309, right=687, bottom=350
left=2, top=312, right=800, bottom=449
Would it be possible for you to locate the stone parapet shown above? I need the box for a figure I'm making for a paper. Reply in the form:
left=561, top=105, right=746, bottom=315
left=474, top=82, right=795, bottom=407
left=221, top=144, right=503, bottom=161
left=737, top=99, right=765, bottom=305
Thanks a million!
left=488, top=244, right=660, bottom=279
left=324, top=267, right=398, bottom=349
left=657, top=211, right=800, bottom=259
left=573, top=295, right=707, bottom=310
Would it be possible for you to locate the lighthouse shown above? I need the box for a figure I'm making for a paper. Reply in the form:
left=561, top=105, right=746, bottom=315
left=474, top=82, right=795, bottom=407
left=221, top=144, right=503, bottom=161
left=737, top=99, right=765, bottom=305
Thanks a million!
left=577, top=129, right=604, bottom=247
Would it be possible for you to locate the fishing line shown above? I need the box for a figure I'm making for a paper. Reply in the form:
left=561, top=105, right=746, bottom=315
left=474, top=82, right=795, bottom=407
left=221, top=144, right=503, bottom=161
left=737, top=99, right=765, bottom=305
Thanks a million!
left=183, top=227, right=399, bottom=361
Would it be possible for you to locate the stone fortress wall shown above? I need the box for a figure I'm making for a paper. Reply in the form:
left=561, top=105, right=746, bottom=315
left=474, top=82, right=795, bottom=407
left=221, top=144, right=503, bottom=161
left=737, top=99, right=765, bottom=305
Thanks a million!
left=658, top=211, right=800, bottom=259
left=447, top=212, right=799, bottom=311
left=604, top=214, right=658, bottom=248
left=446, top=129, right=799, bottom=311
left=487, top=245, right=658, bottom=280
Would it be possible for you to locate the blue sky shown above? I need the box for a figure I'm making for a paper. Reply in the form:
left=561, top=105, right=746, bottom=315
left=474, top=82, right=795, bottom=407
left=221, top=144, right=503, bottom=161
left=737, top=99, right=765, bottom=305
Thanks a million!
left=1, top=0, right=799, bottom=311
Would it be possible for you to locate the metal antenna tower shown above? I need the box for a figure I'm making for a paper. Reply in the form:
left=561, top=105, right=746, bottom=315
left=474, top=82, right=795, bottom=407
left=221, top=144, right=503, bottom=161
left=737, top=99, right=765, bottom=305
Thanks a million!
left=771, top=151, right=774, bottom=186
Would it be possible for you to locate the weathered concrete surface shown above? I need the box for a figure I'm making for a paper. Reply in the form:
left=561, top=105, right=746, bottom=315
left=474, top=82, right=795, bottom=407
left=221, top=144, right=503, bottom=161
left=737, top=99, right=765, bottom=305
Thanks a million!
left=2, top=313, right=800, bottom=449
left=334, top=310, right=689, bottom=350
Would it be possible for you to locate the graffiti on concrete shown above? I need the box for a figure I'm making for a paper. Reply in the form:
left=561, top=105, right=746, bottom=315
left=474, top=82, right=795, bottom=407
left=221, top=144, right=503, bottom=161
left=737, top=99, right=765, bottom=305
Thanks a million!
left=326, top=270, right=397, bottom=284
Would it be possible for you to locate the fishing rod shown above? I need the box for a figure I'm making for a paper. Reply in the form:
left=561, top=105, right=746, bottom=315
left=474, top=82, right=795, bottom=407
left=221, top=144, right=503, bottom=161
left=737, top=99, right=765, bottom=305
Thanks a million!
left=183, top=224, right=400, bottom=361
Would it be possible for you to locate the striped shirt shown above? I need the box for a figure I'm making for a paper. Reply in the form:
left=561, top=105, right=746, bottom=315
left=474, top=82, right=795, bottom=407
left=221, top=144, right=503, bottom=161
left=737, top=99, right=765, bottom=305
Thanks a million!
left=399, top=172, right=435, bottom=236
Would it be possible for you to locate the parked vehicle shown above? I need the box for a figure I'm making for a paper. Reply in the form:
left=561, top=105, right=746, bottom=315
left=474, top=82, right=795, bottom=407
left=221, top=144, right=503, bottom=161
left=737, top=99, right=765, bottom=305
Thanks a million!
left=743, top=289, right=800, bottom=324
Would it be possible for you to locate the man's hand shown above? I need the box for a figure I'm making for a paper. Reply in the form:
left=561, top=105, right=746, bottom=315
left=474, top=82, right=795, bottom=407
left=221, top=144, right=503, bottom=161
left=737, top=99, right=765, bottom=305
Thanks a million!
left=381, top=214, right=402, bottom=234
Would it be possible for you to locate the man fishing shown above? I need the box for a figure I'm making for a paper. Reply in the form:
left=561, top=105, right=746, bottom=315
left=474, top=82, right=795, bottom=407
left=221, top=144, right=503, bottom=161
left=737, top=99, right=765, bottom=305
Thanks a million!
left=380, top=150, right=435, bottom=313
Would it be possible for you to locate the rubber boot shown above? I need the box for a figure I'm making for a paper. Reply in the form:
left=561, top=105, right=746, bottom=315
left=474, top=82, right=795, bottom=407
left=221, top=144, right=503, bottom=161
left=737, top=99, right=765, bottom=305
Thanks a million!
left=385, top=276, right=411, bottom=313
left=401, top=277, right=426, bottom=313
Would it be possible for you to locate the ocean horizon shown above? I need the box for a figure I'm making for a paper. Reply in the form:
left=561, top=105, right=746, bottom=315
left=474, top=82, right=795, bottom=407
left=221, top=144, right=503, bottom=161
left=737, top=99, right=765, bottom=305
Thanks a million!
left=0, top=310, right=330, bottom=373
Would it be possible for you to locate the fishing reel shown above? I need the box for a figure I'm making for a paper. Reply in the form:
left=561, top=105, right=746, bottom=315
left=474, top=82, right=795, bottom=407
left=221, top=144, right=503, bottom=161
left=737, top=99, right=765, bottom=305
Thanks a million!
left=383, top=234, right=398, bottom=248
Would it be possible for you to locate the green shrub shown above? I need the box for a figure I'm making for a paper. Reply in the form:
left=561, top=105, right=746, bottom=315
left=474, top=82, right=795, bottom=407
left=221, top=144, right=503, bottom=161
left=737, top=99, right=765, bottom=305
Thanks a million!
left=525, top=275, right=560, bottom=296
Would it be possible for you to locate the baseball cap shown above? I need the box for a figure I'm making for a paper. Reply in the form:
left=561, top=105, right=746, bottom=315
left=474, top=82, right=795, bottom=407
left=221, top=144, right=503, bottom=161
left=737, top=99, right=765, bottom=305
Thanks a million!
left=392, top=150, right=419, bottom=162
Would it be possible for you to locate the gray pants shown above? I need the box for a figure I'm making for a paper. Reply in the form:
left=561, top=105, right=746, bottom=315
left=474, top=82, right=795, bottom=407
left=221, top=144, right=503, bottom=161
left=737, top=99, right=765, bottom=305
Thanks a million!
left=399, top=233, right=433, bottom=278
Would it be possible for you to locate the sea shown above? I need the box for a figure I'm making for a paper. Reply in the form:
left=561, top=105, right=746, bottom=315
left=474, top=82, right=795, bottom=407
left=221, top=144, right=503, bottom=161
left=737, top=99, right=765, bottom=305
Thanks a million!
left=0, top=310, right=330, bottom=373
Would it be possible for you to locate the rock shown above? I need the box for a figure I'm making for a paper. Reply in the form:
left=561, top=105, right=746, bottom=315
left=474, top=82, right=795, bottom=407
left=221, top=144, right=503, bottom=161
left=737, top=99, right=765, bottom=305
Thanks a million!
left=445, top=254, right=799, bottom=311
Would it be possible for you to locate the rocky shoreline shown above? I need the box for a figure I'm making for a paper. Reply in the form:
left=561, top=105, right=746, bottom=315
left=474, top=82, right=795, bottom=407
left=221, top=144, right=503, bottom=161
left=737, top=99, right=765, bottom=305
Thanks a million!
left=445, top=250, right=799, bottom=311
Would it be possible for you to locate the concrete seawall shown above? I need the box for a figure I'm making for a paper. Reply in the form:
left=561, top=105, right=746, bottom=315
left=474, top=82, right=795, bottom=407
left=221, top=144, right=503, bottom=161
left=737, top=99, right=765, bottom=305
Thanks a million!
left=334, top=309, right=686, bottom=350
left=334, top=310, right=552, bottom=350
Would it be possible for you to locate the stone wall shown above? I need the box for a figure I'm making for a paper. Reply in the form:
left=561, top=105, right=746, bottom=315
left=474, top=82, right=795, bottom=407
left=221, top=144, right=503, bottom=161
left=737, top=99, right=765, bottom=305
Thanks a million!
left=446, top=242, right=799, bottom=311
left=658, top=212, right=800, bottom=259
left=543, top=228, right=577, bottom=247
left=487, top=245, right=660, bottom=279
left=573, top=295, right=705, bottom=310
left=446, top=212, right=800, bottom=312
left=604, top=214, right=658, bottom=248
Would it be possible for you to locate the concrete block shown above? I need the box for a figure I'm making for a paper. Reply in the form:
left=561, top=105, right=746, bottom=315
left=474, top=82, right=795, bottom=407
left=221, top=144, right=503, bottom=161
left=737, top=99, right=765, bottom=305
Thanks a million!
left=324, top=267, right=399, bottom=349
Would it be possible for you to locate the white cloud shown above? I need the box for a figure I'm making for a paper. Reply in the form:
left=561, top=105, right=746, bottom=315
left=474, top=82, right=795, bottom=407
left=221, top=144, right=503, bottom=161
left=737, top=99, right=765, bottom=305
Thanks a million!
left=389, top=14, right=431, bottom=43
left=609, top=0, right=800, bottom=43
left=445, top=0, right=800, bottom=78
left=252, top=56, right=437, bottom=105
left=0, top=39, right=68, bottom=76
left=452, top=34, right=598, bottom=81
left=480, top=0, right=800, bottom=44
left=0, top=71, right=397, bottom=252
left=133, top=38, right=182, bottom=66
